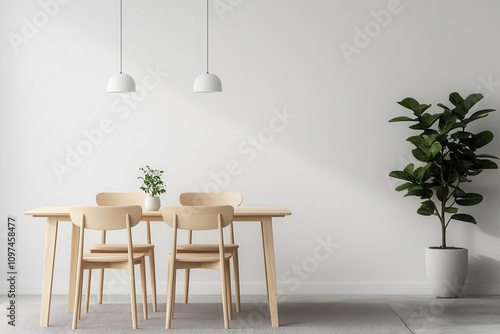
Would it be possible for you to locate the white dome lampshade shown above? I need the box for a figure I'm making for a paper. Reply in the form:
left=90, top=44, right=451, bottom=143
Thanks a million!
left=107, top=73, right=136, bottom=93
left=194, top=0, right=222, bottom=93
left=107, top=0, right=135, bottom=93
left=193, top=73, right=222, bottom=93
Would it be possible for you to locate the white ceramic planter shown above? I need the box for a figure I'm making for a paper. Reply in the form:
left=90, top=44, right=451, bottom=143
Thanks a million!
left=425, top=247, right=468, bottom=298
left=145, top=196, right=161, bottom=211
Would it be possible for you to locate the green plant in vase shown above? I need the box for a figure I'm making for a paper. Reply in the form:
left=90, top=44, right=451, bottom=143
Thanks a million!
left=138, top=165, right=166, bottom=210
left=388, top=92, right=497, bottom=297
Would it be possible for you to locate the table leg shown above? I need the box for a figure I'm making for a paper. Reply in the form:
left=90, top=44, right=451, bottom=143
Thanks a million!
left=261, top=217, right=279, bottom=328
left=68, top=223, right=80, bottom=311
left=40, top=217, right=59, bottom=327
left=261, top=223, right=270, bottom=310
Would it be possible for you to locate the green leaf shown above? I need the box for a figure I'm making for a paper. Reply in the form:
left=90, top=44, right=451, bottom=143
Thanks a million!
left=449, top=92, right=464, bottom=107
left=403, top=163, right=415, bottom=173
left=417, top=200, right=434, bottom=215
left=450, top=122, right=465, bottom=130
left=464, top=108, right=494, bottom=124
left=463, top=93, right=484, bottom=112
left=409, top=122, right=429, bottom=130
left=421, top=113, right=440, bottom=127
left=412, top=148, right=430, bottom=162
left=389, top=171, right=417, bottom=182
left=397, top=98, right=431, bottom=116
left=455, top=193, right=483, bottom=206
left=407, top=136, right=425, bottom=146
left=451, top=131, right=472, bottom=140
left=395, top=182, right=413, bottom=192
left=445, top=207, right=458, bottom=214
left=422, top=189, right=433, bottom=199
left=450, top=214, right=477, bottom=224
left=428, top=114, right=442, bottom=126
left=477, top=159, right=498, bottom=169
left=455, top=188, right=466, bottom=197
left=437, top=103, right=450, bottom=110
left=405, top=187, right=425, bottom=197
left=389, top=116, right=416, bottom=122
left=436, top=186, right=449, bottom=202
left=448, top=93, right=467, bottom=118
left=439, top=113, right=457, bottom=134
left=397, top=98, right=420, bottom=113
left=429, top=142, right=442, bottom=157
left=473, top=130, right=494, bottom=149
left=476, top=154, right=499, bottom=159
left=416, top=162, right=433, bottom=181
left=417, top=207, right=434, bottom=216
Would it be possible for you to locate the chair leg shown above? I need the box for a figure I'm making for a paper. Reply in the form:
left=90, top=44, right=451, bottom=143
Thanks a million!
left=85, top=269, right=92, bottom=313
left=171, top=268, right=177, bottom=320
left=220, top=261, right=230, bottom=329
left=140, top=259, right=148, bottom=320
left=129, top=265, right=138, bottom=329
left=232, top=250, right=241, bottom=312
left=148, top=250, right=157, bottom=312
left=184, top=268, right=190, bottom=304
left=165, top=260, right=175, bottom=329
left=98, top=268, right=105, bottom=304
left=225, top=260, right=232, bottom=320
left=72, top=268, right=83, bottom=329
left=78, top=270, right=84, bottom=320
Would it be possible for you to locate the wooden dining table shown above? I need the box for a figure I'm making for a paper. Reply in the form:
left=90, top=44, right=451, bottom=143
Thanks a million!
left=25, top=206, right=291, bottom=328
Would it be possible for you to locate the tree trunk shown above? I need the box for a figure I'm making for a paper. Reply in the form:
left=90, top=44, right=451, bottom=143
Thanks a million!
left=441, top=220, right=446, bottom=248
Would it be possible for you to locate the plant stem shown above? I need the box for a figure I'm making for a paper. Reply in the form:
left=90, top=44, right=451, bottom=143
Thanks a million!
left=441, top=198, right=447, bottom=248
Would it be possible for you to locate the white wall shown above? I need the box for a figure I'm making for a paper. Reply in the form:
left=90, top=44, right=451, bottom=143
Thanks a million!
left=2, top=0, right=500, bottom=296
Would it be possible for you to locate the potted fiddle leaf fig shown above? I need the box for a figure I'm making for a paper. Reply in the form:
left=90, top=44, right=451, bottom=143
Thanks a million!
left=388, top=92, right=498, bottom=297
left=138, top=165, right=166, bottom=211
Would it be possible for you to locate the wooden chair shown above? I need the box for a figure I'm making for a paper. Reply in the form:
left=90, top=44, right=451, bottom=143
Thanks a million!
left=87, top=192, right=157, bottom=312
left=162, top=205, right=234, bottom=329
left=69, top=206, right=148, bottom=329
left=178, top=192, right=243, bottom=312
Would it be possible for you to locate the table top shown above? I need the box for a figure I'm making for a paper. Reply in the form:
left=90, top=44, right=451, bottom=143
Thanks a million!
left=25, top=206, right=292, bottom=218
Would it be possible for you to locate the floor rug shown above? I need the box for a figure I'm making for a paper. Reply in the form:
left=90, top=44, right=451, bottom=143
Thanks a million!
left=0, top=300, right=413, bottom=333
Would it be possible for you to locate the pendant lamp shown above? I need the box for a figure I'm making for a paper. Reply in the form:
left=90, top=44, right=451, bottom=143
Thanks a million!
left=194, top=0, right=222, bottom=93
left=107, top=0, right=136, bottom=93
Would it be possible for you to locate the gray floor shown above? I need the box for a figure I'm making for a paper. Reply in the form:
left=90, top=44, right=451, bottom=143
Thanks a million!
left=334, top=294, right=500, bottom=334
left=5, top=294, right=500, bottom=333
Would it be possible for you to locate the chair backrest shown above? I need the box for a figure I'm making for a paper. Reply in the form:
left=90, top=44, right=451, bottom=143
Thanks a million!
left=96, top=192, right=147, bottom=207
left=162, top=206, right=234, bottom=231
left=179, top=192, right=243, bottom=207
left=70, top=206, right=142, bottom=231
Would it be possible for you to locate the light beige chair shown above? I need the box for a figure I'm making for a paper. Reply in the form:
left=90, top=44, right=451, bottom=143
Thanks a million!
left=162, top=205, right=234, bottom=329
left=178, top=192, right=243, bottom=312
left=69, top=205, right=148, bottom=329
left=87, top=192, right=157, bottom=312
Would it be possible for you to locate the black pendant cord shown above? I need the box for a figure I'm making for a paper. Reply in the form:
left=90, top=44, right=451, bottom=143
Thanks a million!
left=119, top=0, right=123, bottom=74
left=206, top=0, right=209, bottom=74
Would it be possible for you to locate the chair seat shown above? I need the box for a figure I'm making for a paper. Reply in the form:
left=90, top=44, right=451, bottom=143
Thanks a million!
left=175, top=252, right=232, bottom=263
left=83, top=252, right=145, bottom=263
left=177, top=243, right=239, bottom=252
left=89, top=244, right=154, bottom=252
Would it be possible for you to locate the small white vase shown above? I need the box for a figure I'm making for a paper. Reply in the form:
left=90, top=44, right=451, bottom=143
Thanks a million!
left=425, top=247, right=468, bottom=298
left=145, top=196, right=161, bottom=211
